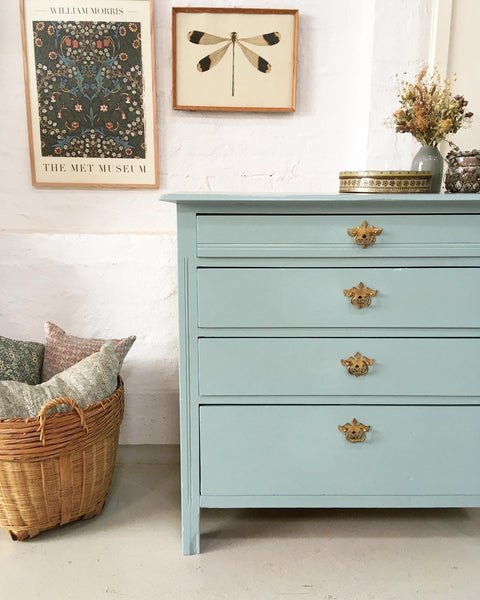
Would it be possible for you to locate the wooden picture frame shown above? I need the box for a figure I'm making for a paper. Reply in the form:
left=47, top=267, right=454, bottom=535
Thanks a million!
left=20, top=0, right=158, bottom=187
left=173, top=7, right=298, bottom=112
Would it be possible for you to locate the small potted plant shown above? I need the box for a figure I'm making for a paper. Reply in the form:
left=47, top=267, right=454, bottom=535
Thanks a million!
left=390, top=65, right=473, bottom=192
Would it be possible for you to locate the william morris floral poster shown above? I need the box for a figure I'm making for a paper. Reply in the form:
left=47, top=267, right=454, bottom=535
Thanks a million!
left=21, top=0, right=158, bottom=187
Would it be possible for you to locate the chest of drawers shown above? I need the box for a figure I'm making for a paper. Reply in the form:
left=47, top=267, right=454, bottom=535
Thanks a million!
left=163, top=193, right=480, bottom=555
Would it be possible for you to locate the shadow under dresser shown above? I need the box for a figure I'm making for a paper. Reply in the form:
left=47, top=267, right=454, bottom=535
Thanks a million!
left=162, top=193, right=480, bottom=555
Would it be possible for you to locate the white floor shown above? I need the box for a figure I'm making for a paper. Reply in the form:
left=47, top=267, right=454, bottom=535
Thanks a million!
left=2, top=445, right=480, bottom=600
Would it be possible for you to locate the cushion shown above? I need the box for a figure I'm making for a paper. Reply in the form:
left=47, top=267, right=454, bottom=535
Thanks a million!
left=42, top=321, right=135, bottom=381
left=0, top=341, right=120, bottom=420
left=0, top=335, right=45, bottom=385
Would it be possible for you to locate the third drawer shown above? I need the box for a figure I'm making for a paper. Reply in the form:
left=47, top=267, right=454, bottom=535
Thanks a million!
left=198, top=337, right=480, bottom=398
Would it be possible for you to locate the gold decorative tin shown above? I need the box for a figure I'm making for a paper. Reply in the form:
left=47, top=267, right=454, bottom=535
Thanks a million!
left=339, top=170, right=432, bottom=194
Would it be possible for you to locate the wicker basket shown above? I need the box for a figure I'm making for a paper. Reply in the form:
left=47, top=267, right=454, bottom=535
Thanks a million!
left=0, top=378, right=124, bottom=540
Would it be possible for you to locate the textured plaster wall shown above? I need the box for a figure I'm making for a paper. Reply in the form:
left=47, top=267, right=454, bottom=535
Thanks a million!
left=0, top=0, right=431, bottom=444
left=446, top=0, right=480, bottom=152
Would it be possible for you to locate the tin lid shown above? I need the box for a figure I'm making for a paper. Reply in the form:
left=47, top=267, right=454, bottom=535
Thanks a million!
left=339, top=170, right=432, bottom=177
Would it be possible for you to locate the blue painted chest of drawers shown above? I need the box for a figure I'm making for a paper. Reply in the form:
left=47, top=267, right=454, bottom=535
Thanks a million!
left=163, top=193, right=480, bottom=555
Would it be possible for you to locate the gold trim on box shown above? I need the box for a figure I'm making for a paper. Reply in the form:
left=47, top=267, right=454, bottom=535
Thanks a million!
left=339, top=170, right=432, bottom=194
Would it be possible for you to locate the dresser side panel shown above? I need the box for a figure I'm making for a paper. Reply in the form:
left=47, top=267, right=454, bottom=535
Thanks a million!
left=177, top=205, right=201, bottom=555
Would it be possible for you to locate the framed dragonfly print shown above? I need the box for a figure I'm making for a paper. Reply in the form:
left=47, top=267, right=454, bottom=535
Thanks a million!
left=173, top=8, right=298, bottom=112
left=20, top=0, right=158, bottom=187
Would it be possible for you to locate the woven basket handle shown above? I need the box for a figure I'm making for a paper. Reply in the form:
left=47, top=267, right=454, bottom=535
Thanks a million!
left=37, top=397, right=88, bottom=446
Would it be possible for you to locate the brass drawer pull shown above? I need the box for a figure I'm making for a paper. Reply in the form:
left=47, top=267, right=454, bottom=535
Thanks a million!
left=341, top=352, right=374, bottom=376
left=338, top=418, right=370, bottom=443
left=347, top=221, right=382, bottom=248
left=344, top=282, right=377, bottom=308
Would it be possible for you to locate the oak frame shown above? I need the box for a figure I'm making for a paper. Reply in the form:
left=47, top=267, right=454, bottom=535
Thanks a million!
left=172, top=7, right=298, bottom=112
left=20, top=0, right=159, bottom=188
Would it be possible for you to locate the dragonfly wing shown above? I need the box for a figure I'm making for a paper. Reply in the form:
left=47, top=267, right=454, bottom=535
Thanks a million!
left=197, top=43, right=231, bottom=72
left=238, top=32, right=281, bottom=46
left=188, top=30, right=229, bottom=44
left=237, top=42, right=271, bottom=73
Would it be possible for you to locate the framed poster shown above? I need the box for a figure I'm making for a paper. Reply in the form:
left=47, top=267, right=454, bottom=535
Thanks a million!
left=173, top=7, right=298, bottom=112
left=20, top=0, right=158, bottom=187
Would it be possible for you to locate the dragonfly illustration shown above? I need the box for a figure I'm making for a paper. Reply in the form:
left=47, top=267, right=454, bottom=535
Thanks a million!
left=187, top=30, right=281, bottom=96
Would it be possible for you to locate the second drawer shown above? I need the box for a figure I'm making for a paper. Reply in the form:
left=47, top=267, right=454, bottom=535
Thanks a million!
left=198, top=267, right=480, bottom=329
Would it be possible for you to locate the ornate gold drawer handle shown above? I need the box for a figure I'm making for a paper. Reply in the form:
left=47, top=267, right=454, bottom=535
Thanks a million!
left=344, top=282, right=377, bottom=308
left=338, top=418, right=370, bottom=443
left=347, top=221, right=382, bottom=248
left=341, top=352, right=374, bottom=376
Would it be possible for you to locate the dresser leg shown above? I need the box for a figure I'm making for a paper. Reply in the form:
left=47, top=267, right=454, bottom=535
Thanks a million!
left=182, top=505, right=200, bottom=555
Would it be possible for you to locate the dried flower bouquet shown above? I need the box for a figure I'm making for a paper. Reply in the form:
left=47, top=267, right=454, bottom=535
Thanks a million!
left=391, top=66, right=473, bottom=147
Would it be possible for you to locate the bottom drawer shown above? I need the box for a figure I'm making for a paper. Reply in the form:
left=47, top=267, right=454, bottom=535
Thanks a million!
left=200, top=405, right=480, bottom=497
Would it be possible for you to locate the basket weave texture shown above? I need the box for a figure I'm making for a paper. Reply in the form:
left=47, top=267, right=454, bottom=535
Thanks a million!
left=0, top=378, right=124, bottom=540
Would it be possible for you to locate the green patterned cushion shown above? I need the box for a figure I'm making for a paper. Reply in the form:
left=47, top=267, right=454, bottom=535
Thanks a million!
left=42, top=322, right=135, bottom=381
left=0, top=342, right=119, bottom=420
left=0, top=335, right=45, bottom=385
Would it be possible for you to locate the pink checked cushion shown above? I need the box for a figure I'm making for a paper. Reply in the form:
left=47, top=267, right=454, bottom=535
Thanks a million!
left=41, top=322, right=135, bottom=381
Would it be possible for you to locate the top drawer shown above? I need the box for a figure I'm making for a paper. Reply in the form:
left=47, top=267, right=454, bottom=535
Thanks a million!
left=197, top=214, right=480, bottom=258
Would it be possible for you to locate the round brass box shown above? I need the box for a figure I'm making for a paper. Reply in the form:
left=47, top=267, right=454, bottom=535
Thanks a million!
left=339, top=170, right=432, bottom=194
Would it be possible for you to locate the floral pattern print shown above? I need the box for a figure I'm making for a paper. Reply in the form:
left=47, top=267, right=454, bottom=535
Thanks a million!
left=33, top=20, right=145, bottom=159
left=0, top=336, right=45, bottom=385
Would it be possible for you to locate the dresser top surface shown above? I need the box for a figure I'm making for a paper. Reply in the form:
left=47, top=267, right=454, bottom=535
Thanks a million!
left=162, top=192, right=480, bottom=202
left=162, top=193, right=480, bottom=212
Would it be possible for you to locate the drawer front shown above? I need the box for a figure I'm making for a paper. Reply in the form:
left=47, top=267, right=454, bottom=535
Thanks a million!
left=198, top=267, right=480, bottom=328
left=198, top=337, right=480, bottom=397
left=200, top=404, right=480, bottom=496
left=197, top=214, right=480, bottom=258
